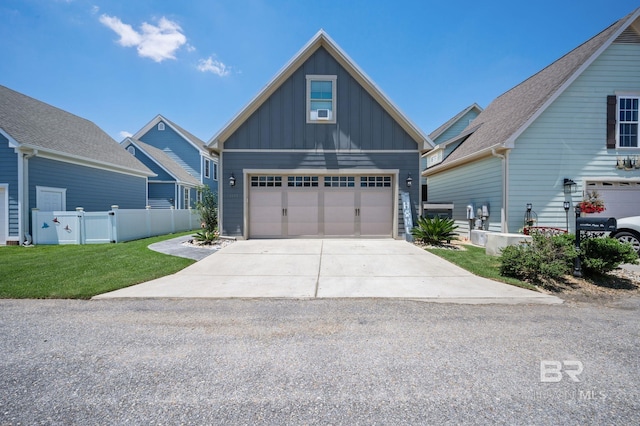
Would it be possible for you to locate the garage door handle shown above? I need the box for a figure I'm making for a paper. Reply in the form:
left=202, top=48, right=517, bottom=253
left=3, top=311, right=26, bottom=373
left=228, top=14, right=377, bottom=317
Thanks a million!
left=355, top=208, right=360, bottom=217
left=282, top=208, right=287, bottom=217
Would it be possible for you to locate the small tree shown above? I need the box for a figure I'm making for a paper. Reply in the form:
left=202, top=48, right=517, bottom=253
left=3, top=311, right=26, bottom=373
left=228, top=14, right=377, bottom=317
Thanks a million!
left=194, top=186, right=218, bottom=243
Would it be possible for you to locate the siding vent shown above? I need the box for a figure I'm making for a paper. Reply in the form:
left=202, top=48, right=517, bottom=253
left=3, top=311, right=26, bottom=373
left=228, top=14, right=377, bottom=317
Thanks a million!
left=158, top=122, right=165, bottom=131
left=614, top=27, right=640, bottom=44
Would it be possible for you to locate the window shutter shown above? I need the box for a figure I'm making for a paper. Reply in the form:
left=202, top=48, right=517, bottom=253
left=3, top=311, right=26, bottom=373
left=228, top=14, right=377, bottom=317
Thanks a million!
left=606, top=95, right=616, bottom=149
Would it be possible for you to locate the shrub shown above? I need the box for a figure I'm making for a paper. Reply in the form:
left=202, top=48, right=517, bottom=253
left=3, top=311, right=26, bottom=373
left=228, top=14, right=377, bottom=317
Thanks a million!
left=411, top=216, right=458, bottom=245
left=193, top=229, right=219, bottom=244
left=196, top=186, right=218, bottom=233
left=581, top=236, right=638, bottom=275
left=499, top=233, right=577, bottom=282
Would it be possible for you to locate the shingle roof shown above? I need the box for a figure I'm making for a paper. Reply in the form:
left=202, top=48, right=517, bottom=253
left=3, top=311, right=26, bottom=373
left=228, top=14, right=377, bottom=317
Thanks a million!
left=435, top=9, right=638, bottom=169
left=126, top=138, right=200, bottom=186
left=0, top=85, right=153, bottom=176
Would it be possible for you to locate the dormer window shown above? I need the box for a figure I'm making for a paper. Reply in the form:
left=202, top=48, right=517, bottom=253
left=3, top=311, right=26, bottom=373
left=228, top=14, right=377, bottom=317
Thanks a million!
left=158, top=122, right=165, bottom=131
left=306, top=75, right=336, bottom=123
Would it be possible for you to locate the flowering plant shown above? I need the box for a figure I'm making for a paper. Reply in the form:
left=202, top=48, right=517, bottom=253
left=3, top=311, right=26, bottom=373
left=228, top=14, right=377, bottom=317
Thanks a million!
left=578, top=190, right=605, bottom=214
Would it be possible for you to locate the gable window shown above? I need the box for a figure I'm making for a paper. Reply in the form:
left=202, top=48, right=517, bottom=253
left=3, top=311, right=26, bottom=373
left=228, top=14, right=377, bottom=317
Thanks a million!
left=306, top=75, right=337, bottom=123
left=158, top=122, right=165, bottom=131
left=126, top=146, right=135, bottom=156
left=204, top=159, right=210, bottom=179
left=618, top=96, right=638, bottom=148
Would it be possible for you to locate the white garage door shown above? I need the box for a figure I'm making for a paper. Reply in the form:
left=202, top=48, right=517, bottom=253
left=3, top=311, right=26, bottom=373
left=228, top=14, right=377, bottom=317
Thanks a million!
left=585, top=181, right=640, bottom=218
left=249, top=174, right=393, bottom=238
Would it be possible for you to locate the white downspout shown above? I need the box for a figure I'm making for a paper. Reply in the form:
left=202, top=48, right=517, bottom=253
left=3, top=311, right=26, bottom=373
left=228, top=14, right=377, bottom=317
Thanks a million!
left=491, top=148, right=510, bottom=233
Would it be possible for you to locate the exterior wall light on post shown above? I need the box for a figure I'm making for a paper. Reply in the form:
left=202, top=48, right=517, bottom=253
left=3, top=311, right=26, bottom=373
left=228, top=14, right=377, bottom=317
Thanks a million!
left=406, top=174, right=412, bottom=188
left=563, top=178, right=577, bottom=194
left=573, top=205, right=582, bottom=277
left=229, top=173, right=236, bottom=187
left=563, top=201, right=571, bottom=231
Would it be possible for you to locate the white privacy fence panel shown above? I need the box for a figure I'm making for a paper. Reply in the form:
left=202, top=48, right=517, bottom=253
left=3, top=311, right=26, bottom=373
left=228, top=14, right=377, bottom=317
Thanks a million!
left=32, top=208, right=201, bottom=245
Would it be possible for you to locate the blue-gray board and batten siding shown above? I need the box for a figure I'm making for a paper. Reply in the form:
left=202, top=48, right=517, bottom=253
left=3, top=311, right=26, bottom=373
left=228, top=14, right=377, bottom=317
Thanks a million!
left=220, top=46, right=422, bottom=238
left=0, top=136, right=19, bottom=238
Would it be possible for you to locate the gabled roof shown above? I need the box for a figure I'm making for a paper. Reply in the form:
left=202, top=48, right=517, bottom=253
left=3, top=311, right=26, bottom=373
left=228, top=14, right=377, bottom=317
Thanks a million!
left=133, top=114, right=215, bottom=157
left=0, top=85, right=154, bottom=177
left=427, top=7, right=640, bottom=174
left=428, top=103, right=483, bottom=142
left=123, top=138, right=200, bottom=186
left=208, top=30, right=433, bottom=152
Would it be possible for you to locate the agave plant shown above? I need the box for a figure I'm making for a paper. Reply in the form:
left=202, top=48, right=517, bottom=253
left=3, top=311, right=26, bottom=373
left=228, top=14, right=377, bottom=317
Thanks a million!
left=411, top=215, right=459, bottom=245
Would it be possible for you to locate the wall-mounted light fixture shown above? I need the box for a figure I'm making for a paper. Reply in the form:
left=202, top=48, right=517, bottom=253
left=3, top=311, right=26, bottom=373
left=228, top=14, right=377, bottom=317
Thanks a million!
left=229, top=173, right=236, bottom=187
left=406, top=174, right=413, bottom=188
left=563, top=178, right=577, bottom=194
left=526, top=203, right=533, bottom=212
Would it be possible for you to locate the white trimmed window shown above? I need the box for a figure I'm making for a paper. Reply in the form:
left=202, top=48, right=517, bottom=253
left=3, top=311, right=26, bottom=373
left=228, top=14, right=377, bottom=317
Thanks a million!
left=306, top=75, right=337, bottom=123
left=213, top=162, right=218, bottom=181
left=204, top=159, right=210, bottom=179
left=158, top=122, right=165, bottom=131
left=184, top=187, right=190, bottom=208
left=618, top=96, right=639, bottom=148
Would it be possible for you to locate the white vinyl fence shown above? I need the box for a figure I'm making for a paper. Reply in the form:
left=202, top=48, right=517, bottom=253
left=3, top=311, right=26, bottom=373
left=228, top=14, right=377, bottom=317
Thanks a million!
left=31, top=207, right=201, bottom=245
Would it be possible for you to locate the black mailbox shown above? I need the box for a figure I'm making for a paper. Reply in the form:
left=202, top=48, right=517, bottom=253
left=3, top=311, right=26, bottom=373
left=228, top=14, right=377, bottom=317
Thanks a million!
left=576, top=217, right=617, bottom=232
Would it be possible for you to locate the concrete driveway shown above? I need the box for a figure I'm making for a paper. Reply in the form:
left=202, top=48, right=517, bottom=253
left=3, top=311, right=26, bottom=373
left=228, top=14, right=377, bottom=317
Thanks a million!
left=94, top=239, right=561, bottom=304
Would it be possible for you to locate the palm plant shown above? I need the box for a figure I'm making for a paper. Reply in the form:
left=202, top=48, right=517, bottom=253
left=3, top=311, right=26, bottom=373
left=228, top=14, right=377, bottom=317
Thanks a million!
left=411, top=216, right=459, bottom=245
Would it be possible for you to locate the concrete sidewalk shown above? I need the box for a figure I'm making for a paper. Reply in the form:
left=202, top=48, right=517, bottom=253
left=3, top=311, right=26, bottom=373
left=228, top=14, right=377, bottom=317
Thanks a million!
left=94, top=239, right=562, bottom=304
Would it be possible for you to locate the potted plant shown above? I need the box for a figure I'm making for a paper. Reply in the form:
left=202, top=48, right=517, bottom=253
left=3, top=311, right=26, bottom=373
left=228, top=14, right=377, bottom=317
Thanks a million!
left=578, top=190, right=605, bottom=214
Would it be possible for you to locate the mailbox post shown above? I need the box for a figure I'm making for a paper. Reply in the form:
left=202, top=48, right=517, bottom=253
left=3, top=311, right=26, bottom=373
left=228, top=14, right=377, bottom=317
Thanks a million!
left=574, top=206, right=582, bottom=277
left=573, top=210, right=617, bottom=277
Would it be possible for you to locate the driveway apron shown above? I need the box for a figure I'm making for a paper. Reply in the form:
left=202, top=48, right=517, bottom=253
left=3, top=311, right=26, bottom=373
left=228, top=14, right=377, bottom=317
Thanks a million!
left=94, top=239, right=562, bottom=304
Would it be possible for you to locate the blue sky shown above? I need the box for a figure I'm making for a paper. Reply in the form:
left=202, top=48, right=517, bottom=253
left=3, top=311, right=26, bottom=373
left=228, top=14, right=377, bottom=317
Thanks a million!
left=1, top=0, right=637, bottom=143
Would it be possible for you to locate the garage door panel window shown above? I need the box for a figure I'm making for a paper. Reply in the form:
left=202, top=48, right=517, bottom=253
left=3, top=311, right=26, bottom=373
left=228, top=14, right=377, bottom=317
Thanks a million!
left=361, top=176, right=391, bottom=187
left=251, top=176, right=282, bottom=187
left=288, top=176, right=319, bottom=187
left=324, top=176, right=355, bottom=187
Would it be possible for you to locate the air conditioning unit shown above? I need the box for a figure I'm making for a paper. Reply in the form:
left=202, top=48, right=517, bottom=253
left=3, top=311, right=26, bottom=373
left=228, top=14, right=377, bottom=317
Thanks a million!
left=316, top=109, right=330, bottom=120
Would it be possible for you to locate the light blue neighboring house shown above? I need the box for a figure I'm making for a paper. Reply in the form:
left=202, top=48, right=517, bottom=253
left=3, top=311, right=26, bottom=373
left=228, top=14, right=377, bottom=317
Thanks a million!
left=208, top=30, right=432, bottom=239
left=423, top=8, right=640, bottom=236
left=121, top=138, right=201, bottom=209
left=127, top=115, right=219, bottom=209
left=0, top=85, right=154, bottom=245
left=420, top=103, right=482, bottom=199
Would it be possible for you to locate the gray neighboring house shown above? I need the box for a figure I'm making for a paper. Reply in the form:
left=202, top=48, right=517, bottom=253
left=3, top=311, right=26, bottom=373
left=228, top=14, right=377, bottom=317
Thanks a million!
left=208, top=30, right=433, bottom=239
left=0, top=85, right=154, bottom=245
left=424, top=8, right=640, bottom=235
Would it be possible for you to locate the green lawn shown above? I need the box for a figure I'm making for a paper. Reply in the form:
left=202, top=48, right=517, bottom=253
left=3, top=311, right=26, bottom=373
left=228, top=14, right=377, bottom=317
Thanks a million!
left=0, top=233, right=195, bottom=299
left=426, top=245, right=538, bottom=291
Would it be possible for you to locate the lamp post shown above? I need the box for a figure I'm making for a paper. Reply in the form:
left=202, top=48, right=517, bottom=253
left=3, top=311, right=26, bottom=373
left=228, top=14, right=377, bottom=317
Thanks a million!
left=573, top=205, right=582, bottom=277
left=563, top=201, right=571, bottom=231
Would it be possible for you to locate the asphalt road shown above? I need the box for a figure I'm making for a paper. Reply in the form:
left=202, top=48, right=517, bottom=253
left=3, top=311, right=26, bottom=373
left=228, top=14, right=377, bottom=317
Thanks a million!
left=1, top=298, right=639, bottom=425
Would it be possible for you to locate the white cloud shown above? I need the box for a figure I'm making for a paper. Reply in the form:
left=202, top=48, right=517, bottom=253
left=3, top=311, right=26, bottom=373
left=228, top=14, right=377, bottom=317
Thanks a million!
left=99, top=14, right=187, bottom=62
left=119, top=131, right=133, bottom=139
left=91, top=5, right=99, bottom=15
left=197, top=56, right=231, bottom=77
